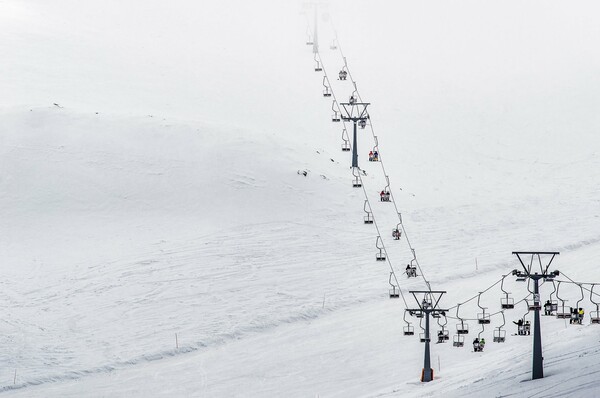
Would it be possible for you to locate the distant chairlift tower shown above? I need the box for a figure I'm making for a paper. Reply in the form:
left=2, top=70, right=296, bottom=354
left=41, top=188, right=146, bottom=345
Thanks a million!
left=512, top=251, right=560, bottom=380
left=339, top=101, right=370, bottom=176
left=406, top=290, right=448, bottom=382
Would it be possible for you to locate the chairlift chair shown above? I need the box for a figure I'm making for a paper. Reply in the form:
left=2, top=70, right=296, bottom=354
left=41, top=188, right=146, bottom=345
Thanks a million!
left=330, top=40, right=337, bottom=50
left=358, top=119, right=367, bottom=129
left=403, top=310, right=415, bottom=335
left=455, top=304, right=469, bottom=334
left=590, top=285, right=600, bottom=324
left=332, top=102, right=341, bottom=122
left=453, top=334, right=465, bottom=347
left=493, top=329, right=506, bottom=343
left=437, top=329, right=450, bottom=343
left=527, top=300, right=541, bottom=311
left=555, top=281, right=571, bottom=319
left=388, top=273, right=400, bottom=299
left=477, top=293, right=491, bottom=324
left=314, top=53, right=322, bottom=72
left=493, top=311, right=507, bottom=343
left=500, top=277, right=515, bottom=309
left=375, top=236, right=386, bottom=261
left=392, top=227, right=401, bottom=240
left=569, top=284, right=585, bottom=325
left=437, top=316, right=450, bottom=343
left=363, top=200, right=373, bottom=224
left=341, top=129, right=350, bottom=151
left=501, top=296, right=515, bottom=309
left=419, top=333, right=429, bottom=343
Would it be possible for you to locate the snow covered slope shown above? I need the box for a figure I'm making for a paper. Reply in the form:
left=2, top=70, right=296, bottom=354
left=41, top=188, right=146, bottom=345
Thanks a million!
left=1, top=0, right=600, bottom=397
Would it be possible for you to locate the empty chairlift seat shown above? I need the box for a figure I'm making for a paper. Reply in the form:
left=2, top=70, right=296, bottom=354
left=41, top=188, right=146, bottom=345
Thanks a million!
left=493, top=329, right=506, bottom=343
left=453, top=334, right=464, bottom=347
left=477, top=313, right=491, bottom=324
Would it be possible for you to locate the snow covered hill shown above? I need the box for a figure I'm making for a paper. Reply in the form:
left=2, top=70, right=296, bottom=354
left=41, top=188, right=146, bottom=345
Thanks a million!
left=1, top=0, right=600, bottom=397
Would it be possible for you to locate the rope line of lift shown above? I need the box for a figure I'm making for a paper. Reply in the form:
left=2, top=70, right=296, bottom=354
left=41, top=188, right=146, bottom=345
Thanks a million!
left=306, top=36, right=410, bottom=308
left=328, top=20, right=432, bottom=292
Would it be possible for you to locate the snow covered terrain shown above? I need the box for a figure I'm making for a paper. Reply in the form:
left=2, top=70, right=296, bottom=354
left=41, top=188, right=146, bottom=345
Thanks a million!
left=1, top=0, right=600, bottom=396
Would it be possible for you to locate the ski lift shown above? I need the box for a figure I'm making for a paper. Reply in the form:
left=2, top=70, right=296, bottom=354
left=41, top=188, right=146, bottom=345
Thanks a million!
left=493, top=311, right=506, bottom=343
left=392, top=223, right=401, bottom=240
left=388, top=272, right=400, bottom=298
left=352, top=167, right=362, bottom=188
left=338, top=65, right=348, bottom=80
left=569, top=284, right=585, bottom=325
left=341, top=129, right=350, bottom=151
left=405, top=250, right=417, bottom=278
left=544, top=279, right=559, bottom=315
left=590, top=284, right=600, bottom=324
left=555, top=281, right=570, bottom=319
left=305, top=28, right=313, bottom=46
left=455, top=303, right=469, bottom=335
left=403, top=310, right=414, bottom=336
left=517, top=306, right=531, bottom=335
left=358, top=119, right=367, bottom=129
left=500, top=276, right=515, bottom=309
left=314, top=54, right=322, bottom=72
left=380, top=176, right=391, bottom=202
left=322, top=76, right=332, bottom=97
left=453, top=334, right=465, bottom=348
left=363, top=200, right=373, bottom=224
left=437, top=315, right=450, bottom=343
left=375, top=236, right=386, bottom=261
left=331, top=101, right=341, bottom=122
left=370, top=136, right=380, bottom=162
left=477, top=293, right=491, bottom=324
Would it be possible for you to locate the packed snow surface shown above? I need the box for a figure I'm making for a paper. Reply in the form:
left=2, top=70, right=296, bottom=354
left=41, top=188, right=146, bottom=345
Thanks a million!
left=1, top=0, right=600, bottom=397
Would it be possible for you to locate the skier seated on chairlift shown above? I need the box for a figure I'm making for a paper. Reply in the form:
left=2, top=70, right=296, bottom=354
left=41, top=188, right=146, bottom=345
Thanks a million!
left=373, top=150, right=379, bottom=161
left=479, top=337, right=486, bottom=351
left=437, top=330, right=445, bottom=343
left=570, top=307, right=578, bottom=324
left=472, top=338, right=481, bottom=352
left=544, top=300, right=553, bottom=315
left=578, top=307, right=585, bottom=324
left=369, top=151, right=374, bottom=161
left=349, top=95, right=356, bottom=104
left=380, top=190, right=385, bottom=201
left=339, top=70, right=347, bottom=80
left=392, top=229, right=401, bottom=240
left=513, top=318, right=525, bottom=335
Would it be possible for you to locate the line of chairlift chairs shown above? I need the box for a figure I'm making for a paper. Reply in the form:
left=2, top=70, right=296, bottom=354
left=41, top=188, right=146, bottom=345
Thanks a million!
left=401, top=277, right=600, bottom=349
left=310, top=46, right=600, bottom=351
